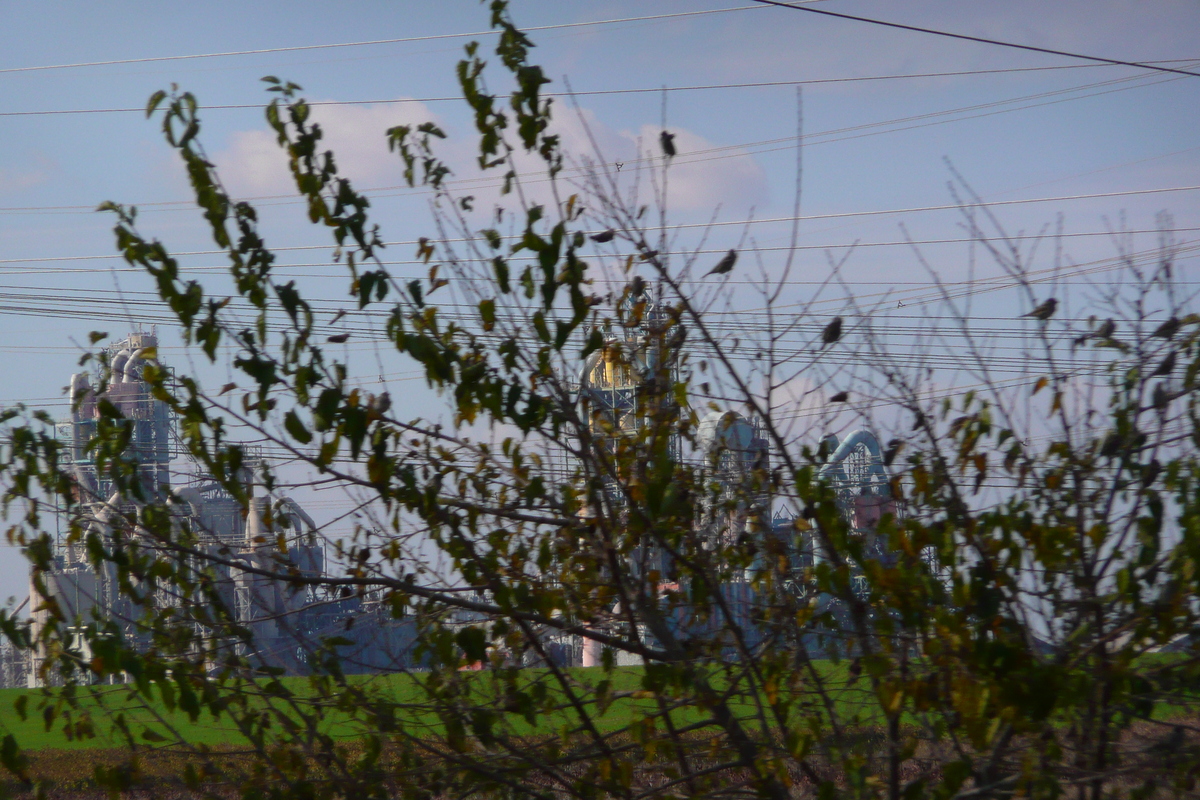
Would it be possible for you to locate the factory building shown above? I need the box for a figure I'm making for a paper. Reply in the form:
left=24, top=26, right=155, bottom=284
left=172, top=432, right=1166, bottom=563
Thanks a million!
left=6, top=318, right=898, bottom=684
left=21, top=332, right=417, bottom=687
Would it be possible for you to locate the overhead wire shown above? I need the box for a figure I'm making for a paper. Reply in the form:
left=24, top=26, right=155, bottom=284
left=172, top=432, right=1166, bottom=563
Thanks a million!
left=2, top=221, right=1180, bottom=326
left=0, top=5, right=770, bottom=75
left=6, top=178, right=1196, bottom=221
left=752, top=0, right=1200, bottom=79
left=0, top=220, right=1192, bottom=281
left=0, top=237, right=1180, bottom=349
left=5, top=13, right=1192, bottom=536
left=4, top=60, right=1198, bottom=119
left=0, top=12, right=1188, bottom=406
left=2, top=60, right=1193, bottom=217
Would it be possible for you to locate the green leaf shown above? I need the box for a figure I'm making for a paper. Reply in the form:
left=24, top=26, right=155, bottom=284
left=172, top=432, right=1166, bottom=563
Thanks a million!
left=146, top=90, right=167, bottom=118
left=479, top=298, right=496, bottom=331
left=284, top=410, right=313, bottom=444
left=456, top=627, right=487, bottom=663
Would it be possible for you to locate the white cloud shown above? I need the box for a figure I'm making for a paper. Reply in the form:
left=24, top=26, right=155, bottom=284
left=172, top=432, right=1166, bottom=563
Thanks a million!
left=212, top=98, right=769, bottom=228
left=0, top=157, right=51, bottom=195
left=525, top=107, right=769, bottom=218
left=630, top=124, right=769, bottom=217
left=214, top=99, right=443, bottom=197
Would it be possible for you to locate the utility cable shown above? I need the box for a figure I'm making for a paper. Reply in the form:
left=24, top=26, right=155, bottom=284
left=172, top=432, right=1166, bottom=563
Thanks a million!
left=3, top=68, right=1185, bottom=219
left=0, top=63, right=1183, bottom=219
left=4, top=60, right=1197, bottom=119
left=0, top=6, right=766, bottom=75
left=2, top=185, right=1195, bottom=259
left=752, top=0, right=1200, bottom=78
left=0, top=226, right=1192, bottom=278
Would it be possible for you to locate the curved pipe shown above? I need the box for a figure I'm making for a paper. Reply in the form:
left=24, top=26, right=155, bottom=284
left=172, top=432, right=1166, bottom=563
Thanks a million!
left=279, top=496, right=318, bottom=534
left=812, top=430, right=888, bottom=568
left=110, top=349, right=132, bottom=384
left=171, top=486, right=204, bottom=518
left=72, top=465, right=97, bottom=498
left=124, top=348, right=149, bottom=382
left=817, top=429, right=886, bottom=482
left=83, top=492, right=123, bottom=541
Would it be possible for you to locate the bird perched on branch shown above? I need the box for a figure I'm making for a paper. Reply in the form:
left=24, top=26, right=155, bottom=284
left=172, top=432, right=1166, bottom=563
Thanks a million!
left=1096, top=318, right=1116, bottom=339
left=822, top=316, right=843, bottom=345
left=590, top=229, right=615, bottom=243
left=659, top=130, right=676, bottom=159
left=829, top=391, right=849, bottom=403
left=706, top=249, right=737, bottom=276
left=1022, top=298, right=1057, bottom=321
left=1074, top=317, right=1117, bottom=348
left=368, top=391, right=391, bottom=416
left=1154, top=351, right=1177, bottom=376
left=1153, top=316, right=1181, bottom=339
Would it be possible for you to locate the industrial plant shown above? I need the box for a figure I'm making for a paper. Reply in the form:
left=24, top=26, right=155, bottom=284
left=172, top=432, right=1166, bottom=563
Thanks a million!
left=16, top=331, right=418, bottom=687
left=4, top=320, right=896, bottom=686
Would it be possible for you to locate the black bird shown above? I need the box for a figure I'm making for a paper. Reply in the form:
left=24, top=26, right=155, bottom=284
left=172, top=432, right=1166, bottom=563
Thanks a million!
left=369, top=391, right=391, bottom=415
left=1100, top=432, right=1123, bottom=458
left=1023, top=298, right=1058, bottom=321
left=660, top=130, right=676, bottom=158
left=327, top=333, right=350, bottom=344
left=706, top=249, right=737, bottom=276
left=590, top=229, right=615, bottom=243
left=1075, top=317, right=1117, bottom=348
left=1141, top=460, right=1162, bottom=487
left=829, top=391, right=849, bottom=403
left=665, top=325, right=687, bottom=351
left=1153, top=316, right=1181, bottom=339
left=1154, top=351, right=1177, bottom=376
left=883, top=438, right=904, bottom=467
left=821, top=316, right=843, bottom=345
left=1153, top=383, right=1170, bottom=412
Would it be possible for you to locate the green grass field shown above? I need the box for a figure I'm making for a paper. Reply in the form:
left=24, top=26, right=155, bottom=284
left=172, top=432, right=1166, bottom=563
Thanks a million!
left=0, top=664, right=873, bottom=752
left=1, top=657, right=1189, bottom=754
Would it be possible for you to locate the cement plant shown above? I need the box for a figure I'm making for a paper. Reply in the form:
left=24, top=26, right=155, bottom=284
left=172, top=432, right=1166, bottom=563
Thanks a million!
left=1, top=323, right=896, bottom=686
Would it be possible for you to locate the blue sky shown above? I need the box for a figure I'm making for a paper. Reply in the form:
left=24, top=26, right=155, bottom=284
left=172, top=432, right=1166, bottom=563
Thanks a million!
left=0, top=0, right=1196, bottom=600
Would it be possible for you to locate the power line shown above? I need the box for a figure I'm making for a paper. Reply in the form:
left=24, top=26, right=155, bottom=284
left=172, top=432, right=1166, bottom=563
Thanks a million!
left=753, top=0, right=1200, bottom=79
left=648, top=68, right=1189, bottom=177
left=3, top=68, right=1185, bottom=222
left=5, top=60, right=1197, bottom=119
left=0, top=64, right=1182, bottom=220
left=0, top=237, right=1184, bottom=328
left=0, top=6, right=765, bottom=75
left=2, top=184, right=1195, bottom=261
left=0, top=226, right=1193, bottom=280
left=0, top=50, right=1185, bottom=224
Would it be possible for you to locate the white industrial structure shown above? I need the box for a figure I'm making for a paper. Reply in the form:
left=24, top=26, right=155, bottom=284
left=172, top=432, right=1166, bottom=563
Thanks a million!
left=20, top=332, right=416, bottom=687
left=5, top=322, right=899, bottom=684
